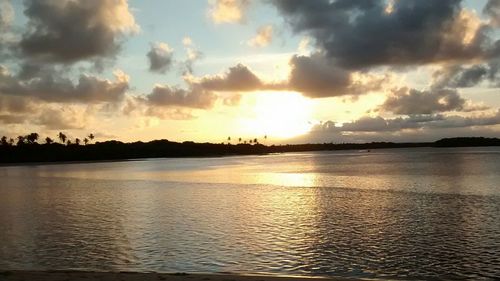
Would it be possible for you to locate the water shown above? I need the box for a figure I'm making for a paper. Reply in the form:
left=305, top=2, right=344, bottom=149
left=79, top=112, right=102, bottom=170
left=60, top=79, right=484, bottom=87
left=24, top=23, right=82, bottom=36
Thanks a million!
left=0, top=147, right=499, bottom=280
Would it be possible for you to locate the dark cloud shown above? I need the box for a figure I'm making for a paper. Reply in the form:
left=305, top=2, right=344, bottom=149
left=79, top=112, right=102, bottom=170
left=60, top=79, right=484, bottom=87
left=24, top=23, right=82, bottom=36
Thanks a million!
left=20, top=0, right=137, bottom=63
left=123, top=94, right=205, bottom=120
left=432, top=60, right=500, bottom=88
left=0, top=65, right=130, bottom=103
left=287, top=53, right=385, bottom=98
left=0, top=94, right=88, bottom=130
left=0, top=94, right=35, bottom=113
left=34, top=107, right=85, bottom=130
left=198, top=63, right=263, bottom=91
left=147, top=42, right=174, bottom=74
left=194, top=57, right=385, bottom=98
left=272, top=0, right=496, bottom=69
left=145, top=85, right=217, bottom=109
left=381, top=88, right=466, bottom=115
left=0, top=114, right=25, bottom=124
left=484, top=0, right=500, bottom=27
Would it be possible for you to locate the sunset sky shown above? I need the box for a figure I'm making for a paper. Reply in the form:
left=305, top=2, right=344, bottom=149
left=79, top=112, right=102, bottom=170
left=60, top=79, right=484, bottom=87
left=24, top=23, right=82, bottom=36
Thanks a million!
left=1, top=0, right=499, bottom=144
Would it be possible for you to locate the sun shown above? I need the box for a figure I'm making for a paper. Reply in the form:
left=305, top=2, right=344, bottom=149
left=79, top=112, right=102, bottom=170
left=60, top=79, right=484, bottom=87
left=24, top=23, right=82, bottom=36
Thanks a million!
left=239, top=91, right=314, bottom=139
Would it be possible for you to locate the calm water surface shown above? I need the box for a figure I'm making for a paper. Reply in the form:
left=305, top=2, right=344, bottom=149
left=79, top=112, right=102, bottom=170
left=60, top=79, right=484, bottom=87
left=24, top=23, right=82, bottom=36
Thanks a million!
left=1, top=147, right=499, bottom=280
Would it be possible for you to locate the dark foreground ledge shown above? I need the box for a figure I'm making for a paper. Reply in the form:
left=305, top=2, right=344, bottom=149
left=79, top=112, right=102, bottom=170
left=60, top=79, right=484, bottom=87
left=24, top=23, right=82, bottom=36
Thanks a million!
left=0, top=270, right=366, bottom=281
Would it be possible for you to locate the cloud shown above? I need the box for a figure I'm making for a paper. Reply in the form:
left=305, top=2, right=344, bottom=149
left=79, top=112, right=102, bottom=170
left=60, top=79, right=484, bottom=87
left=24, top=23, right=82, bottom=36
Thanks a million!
left=182, top=37, right=203, bottom=74
left=0, top=94, right=89, bottom=130
left=271, top=0, right=497, bottom=69
left=338, top=111, right=500, bottom=132
left=248, top=25, right=273, bottom=47
left=0, top=0, right=14, bottom=30
left=0, top=65, right=130, bottom=103
left=289, top=111, right=500, bottom=143
left=0, top=114, right=25, bottom=125
left=145, top=84, right=217, bottom=109
left=123, top=95, right=202, bottom=120
left=432, top=61, right=500, bottom=88
left=34, top=107, right=86, bottom=130
left=209, top=0, right=249, bottom=24
left=381, top=88, right=466, bottom=115
left=20, top=0, right=138, bottom=63
left=0, top=0, right=15, bottom=59
left=287, top=53, right=386, bottom=98
left=197, top=63, right=263, bottom=91
left=484, top=0, right=500, bottom=27
left=0, top=95, right=35, bottom=125
left=190, top=56, right=386, bottom=98
left=147, top=42, right=174, bottom=74
left=0, top=94, right=35, bottom=114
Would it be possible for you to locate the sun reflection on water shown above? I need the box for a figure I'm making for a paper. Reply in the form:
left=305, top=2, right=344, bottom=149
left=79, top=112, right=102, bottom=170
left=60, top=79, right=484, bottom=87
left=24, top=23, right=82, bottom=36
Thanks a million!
left=254, top=172, right=319, bottom=188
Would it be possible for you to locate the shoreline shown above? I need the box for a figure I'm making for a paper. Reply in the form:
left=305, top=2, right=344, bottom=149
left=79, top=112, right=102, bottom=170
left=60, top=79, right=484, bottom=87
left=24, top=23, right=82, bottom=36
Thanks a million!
left=1, top=137, right=499, bottom=166
left=0, top=270, right=372, bottom=281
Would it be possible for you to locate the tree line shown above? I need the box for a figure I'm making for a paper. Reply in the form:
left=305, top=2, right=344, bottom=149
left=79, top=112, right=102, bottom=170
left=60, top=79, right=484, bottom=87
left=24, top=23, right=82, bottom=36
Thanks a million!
left=0, top=135, right=499, bottom=164
left=1, top=132, right=95, bottom=146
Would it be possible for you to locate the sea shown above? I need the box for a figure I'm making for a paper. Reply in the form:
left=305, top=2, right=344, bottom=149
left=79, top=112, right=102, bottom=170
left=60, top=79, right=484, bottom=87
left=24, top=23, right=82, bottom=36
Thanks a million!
left=0, top=147, right=499, bottom=280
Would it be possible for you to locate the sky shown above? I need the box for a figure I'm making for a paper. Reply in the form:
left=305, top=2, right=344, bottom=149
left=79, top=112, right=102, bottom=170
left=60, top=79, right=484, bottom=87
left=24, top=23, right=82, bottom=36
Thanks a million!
left=0, top=0, right=499, bottom=144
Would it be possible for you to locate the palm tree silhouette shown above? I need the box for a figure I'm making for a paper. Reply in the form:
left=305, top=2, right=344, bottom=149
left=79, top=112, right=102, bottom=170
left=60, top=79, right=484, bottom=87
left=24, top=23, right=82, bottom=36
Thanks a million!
left=58, top=132, right=67, bottom=144
left=26, top=133, right=39, bottom=144
left=45, top=137, right=54, bottom=144
left=238, top=137, right=242, bottom=144
left=84, top=138, right=89, bottom=145
left=75, top=138, right=81, bottom=145
left=88, top=133, right=95, bottom=143
left=1, top=136, right=7, bottom=146
left=17, top=136, right=25, bottom=146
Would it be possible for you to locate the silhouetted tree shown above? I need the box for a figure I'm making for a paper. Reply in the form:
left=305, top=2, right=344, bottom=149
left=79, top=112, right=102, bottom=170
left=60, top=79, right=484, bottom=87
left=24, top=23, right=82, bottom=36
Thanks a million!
left=1, top=136, right=8, bottom=146
left=75, top=138, right=81, bottom=145
left=45, top=137, right=54, bottom=145
left=26, top=133, right=39, bottom=144
left=58, top=132, right=67, bottom=144
left=66, top=140, right=72, bottom=146
left=17, top=136, right=25, bottom=146
left=238, top=137, right=242, bottom=143
left=88, top=133, right=95, bottom=143
left=84, top=138, right=89, bottom=145
left=254, top=138, right=258, bottom=144
left=8, top=138, right=14, bottom=146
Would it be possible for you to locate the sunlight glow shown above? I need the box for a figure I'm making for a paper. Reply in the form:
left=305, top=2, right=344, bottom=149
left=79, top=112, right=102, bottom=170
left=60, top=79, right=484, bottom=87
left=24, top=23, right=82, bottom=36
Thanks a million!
left=240, top=92, right=314, bottom=139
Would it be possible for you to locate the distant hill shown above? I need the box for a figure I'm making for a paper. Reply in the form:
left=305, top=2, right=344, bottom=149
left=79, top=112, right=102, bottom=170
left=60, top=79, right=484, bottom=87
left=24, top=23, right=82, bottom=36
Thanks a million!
left=434, top=137, right=500, bottom=147
left=0, top=137, right=499, bottom=164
